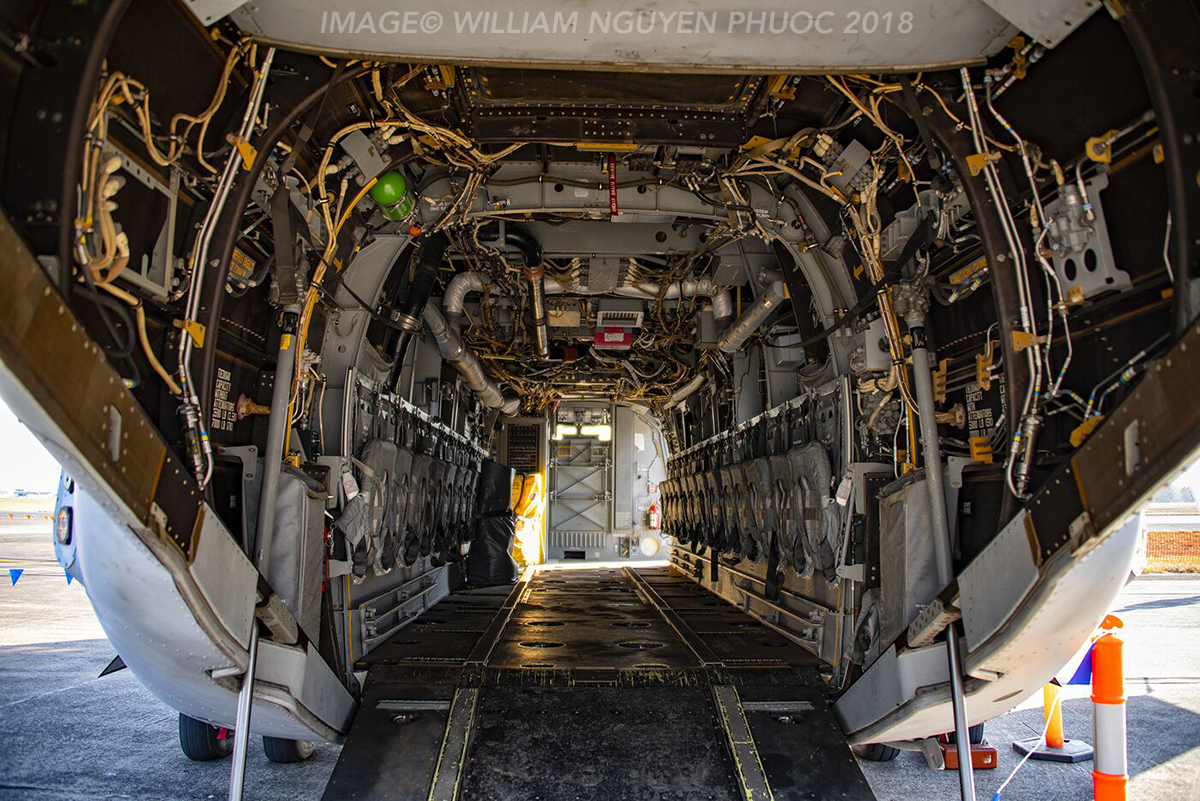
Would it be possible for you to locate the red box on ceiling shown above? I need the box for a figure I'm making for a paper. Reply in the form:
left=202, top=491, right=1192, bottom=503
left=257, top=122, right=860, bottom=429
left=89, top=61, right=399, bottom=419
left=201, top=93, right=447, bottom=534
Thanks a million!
left=594, top=327, right=632, bottom=350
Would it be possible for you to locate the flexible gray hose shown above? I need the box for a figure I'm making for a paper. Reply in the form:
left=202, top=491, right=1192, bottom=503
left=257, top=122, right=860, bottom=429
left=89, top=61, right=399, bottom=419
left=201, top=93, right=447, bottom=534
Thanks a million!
left=423, top=305, right=519, bottom=415
left=442, top=271, right=486, bottom=327
left=716, top=279, right=786, bottom=353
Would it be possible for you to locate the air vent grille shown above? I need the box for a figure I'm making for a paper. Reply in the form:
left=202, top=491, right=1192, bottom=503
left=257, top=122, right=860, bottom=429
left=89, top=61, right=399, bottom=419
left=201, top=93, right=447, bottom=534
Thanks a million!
left=596, top=309, right=644, bottom=329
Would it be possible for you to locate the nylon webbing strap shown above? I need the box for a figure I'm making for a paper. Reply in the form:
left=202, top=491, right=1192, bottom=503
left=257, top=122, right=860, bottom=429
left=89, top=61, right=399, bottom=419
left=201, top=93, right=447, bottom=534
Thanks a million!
left=270, top=186, right=299, bottom=306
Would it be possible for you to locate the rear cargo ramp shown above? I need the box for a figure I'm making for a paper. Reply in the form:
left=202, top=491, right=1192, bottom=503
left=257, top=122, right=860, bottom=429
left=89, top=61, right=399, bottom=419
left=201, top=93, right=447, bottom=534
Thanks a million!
left=324, top=566, right=873, bottom=800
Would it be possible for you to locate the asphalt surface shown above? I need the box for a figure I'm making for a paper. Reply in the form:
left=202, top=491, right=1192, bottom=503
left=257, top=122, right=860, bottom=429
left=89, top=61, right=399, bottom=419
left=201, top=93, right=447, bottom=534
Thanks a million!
left=1, top=517, right=1197, bottom=800
left=858, top=573, right=1200, bottom=800
left=0, top=519, right=339, bottom=801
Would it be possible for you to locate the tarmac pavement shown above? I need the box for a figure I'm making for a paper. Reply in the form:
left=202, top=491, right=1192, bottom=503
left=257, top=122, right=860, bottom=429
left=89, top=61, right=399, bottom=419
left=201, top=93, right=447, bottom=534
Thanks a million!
left=1, top=517, right=1197, bottom=800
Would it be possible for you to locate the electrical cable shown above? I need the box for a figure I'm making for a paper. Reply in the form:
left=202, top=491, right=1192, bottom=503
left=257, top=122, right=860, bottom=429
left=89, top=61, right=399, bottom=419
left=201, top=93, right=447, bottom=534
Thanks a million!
left=58, top=0, right=134, bottom=304
left=991, top=689, right=1063, bottom=800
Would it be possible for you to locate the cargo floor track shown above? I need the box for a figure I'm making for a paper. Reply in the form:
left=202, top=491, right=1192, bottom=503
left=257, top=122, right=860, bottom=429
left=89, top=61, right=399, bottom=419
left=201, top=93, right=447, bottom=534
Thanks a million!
left=322, top=565, right=874, bottom=800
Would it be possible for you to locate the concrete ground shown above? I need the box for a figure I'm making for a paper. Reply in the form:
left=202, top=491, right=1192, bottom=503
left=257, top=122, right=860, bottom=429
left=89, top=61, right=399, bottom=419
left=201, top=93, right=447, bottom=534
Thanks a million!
left=858, top=574, right=1200, bottom=800
left=1, top=515, right=1197, bottom=799
left=0, top=518, right=339, bottom=800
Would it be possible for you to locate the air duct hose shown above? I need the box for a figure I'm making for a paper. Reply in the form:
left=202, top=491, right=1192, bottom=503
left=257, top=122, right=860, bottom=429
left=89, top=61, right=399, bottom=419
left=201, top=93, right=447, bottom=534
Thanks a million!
left=669, top=374, right=707, bottom=407
left=423, top=304, right=520, bottom=416
left=716, top=275, right=787, bottom=354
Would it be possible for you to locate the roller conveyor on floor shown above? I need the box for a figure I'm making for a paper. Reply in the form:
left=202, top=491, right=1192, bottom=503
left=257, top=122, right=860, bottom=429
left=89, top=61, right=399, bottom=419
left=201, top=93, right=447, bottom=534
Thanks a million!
left=322, top=566, right=874, bottom=800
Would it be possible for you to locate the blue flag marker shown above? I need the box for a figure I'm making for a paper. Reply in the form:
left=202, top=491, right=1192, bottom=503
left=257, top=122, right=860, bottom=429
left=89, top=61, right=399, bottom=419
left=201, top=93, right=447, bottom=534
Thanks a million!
left=8, top=568, right=22, bottom=586
left=65, top=570, right=73, bottom=586
left=1068, top=642, right=1094, bottom=686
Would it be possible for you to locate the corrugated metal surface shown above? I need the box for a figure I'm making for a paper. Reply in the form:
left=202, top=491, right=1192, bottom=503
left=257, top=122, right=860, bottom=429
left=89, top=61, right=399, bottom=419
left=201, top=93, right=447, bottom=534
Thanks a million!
left=549, top=530, right=608, bottom=550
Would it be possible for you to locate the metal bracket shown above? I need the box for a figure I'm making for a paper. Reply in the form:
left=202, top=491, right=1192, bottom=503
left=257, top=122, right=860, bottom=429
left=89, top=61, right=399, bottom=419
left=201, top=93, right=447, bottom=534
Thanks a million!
left=1011, top=330, right=1046, bottom=352
left=174, top=318, right=206, bottom=348
left=99, top=142, right=179, bottom=299
left=231, top=135, right=257, bottom=170
left=933, top=359, right=948, bottom=403
left=907, top=597, right=962, bottom=647
left=968, top=436, right=994, bottom=464
left=975, top=345, right=994, bottom=390
left=836, top=563, right=865, bottom=582
left=965, top=151, right=1000, bottom=176
left=218, top=445, right=260, bottom=553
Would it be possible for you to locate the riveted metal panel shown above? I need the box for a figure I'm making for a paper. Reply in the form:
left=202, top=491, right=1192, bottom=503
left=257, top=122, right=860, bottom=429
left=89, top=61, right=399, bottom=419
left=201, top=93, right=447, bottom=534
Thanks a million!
left=0, top=213, right=199, bottom=559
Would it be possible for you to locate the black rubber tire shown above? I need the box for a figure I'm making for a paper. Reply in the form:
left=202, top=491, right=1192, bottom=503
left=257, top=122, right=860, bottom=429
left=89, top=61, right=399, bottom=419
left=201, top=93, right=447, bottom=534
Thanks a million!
left=946, top=723, right=986, bottom=745
left=263, top=736, right=315, bottom=763
left=855, top=742, right=900, bottom=762
left=178, top=714, right=233, bottom=761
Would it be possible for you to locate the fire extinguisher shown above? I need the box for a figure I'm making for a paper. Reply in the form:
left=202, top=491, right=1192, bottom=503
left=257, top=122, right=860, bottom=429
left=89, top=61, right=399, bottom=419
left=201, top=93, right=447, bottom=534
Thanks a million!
left=647, top=502, right=660, bottom=530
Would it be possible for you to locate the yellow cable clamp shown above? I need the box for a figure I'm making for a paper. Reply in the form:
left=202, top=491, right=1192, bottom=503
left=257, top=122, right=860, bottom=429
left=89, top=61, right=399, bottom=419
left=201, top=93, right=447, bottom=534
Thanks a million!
left=173, top=318, right=206, bottom=348
left=965, top=151, right=1002, bottom=176
left=969, top=436, right=994, bottom=464
left=232, top=135, right=256, bottom=170
left=1070, top=416, right=1105, bottom=448
left=1011, top=330, right=1046, bottom=352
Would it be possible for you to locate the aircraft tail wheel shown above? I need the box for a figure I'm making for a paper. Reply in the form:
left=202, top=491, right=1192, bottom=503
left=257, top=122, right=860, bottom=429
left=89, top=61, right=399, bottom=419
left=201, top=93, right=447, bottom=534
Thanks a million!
left=263, top=736, right=315, bottom=763
left=178, top=713, right=233, bottom=761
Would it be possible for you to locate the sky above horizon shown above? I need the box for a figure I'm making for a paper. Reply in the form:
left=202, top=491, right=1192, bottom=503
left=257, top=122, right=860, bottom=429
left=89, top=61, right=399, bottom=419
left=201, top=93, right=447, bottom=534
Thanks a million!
left=0, top=397, right=63, bottom=493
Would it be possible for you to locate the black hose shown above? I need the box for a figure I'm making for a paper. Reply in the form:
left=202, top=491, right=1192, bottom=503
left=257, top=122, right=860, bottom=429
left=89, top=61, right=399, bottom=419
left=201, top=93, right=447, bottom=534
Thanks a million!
left=197, top=68, right=361, bottom=427
left=691, top=187, right=757, bottom=229
left=384, top=231, right=450, bottom=391
left=76, top=285, right=136, bottom=359
left=503, top=225, right=542, bottom=267
left=57, top=0, right=135, bottom=305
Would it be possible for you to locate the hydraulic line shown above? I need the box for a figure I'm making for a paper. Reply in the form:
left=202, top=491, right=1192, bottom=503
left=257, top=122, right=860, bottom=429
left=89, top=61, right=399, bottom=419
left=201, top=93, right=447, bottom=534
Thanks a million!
left=960, top=69, right=1043, bottom=500
left=900, top=86, right=1030, bottom=522
left=198, top=68, right=364, bottom=449
left=254, top=309, right=300, bottom=574
left=893, top=282, right=975, bottom=801
left=177, top=47, right=275, bottom=487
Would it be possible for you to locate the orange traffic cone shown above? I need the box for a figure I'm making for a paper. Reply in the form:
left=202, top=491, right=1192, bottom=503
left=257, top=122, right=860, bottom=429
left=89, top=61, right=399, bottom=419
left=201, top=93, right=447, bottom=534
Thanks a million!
left=1092, top=616, right=1127, bottom=800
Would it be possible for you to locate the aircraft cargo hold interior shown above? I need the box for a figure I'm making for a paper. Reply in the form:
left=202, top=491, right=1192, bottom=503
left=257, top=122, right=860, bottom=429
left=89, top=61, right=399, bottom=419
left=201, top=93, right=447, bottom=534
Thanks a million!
left=1, top=1, right=1199, bottom=798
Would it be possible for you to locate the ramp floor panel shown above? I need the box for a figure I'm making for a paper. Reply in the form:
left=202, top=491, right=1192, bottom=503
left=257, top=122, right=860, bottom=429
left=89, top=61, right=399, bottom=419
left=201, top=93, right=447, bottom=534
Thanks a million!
left=461, top=684, right=741, bottom=801
left=322, top=681, right=456, bottom=800
left=325, top=564, right=874, bottom=800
